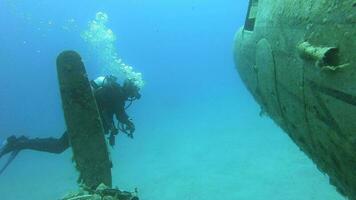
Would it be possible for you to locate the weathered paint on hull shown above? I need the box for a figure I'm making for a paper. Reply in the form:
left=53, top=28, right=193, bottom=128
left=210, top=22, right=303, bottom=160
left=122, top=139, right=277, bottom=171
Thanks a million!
left=234, top=0, right=356, bottom=199
left=57, top=51, right=112, bottom=189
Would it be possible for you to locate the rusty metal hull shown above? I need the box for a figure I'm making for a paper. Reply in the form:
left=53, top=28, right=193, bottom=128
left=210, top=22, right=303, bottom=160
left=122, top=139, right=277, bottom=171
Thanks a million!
left=234, top=0, right=356, bottom=199
left=57, top=51, right=112, bottom=189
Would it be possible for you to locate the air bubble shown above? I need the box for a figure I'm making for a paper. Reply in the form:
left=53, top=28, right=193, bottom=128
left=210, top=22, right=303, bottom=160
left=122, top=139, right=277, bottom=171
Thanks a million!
left=82, top=12, right=145, bottom=88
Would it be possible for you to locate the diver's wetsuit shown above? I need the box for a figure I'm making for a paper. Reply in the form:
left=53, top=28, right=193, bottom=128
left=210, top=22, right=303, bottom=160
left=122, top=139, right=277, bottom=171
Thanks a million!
left=1, top=79, right=133, bottom=155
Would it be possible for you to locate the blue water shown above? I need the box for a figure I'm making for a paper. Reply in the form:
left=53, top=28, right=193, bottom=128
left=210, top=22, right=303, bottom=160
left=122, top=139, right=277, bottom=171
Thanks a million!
left=0, top=1, right=345, bottom=199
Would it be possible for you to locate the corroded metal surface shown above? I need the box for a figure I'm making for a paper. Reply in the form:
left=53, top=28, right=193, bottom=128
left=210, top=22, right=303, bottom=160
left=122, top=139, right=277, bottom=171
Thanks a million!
left=234, top=0, right=356, bottom=199
left=57, top=51, right=112, bottom=189
left=61, top=184, right=138, bottom=200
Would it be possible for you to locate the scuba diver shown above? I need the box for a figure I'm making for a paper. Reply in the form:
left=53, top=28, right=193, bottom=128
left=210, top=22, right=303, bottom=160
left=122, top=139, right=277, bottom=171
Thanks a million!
left=0, top=75, right=141, bottom=175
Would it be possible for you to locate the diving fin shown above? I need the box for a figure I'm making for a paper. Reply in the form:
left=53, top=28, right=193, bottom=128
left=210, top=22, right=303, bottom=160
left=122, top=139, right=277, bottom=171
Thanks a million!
left=0, top=150, right=19, bottom=175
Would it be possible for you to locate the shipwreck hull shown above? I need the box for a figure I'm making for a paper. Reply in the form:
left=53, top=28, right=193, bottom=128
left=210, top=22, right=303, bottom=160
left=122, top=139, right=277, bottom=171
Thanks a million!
left=234, top=0, right=356, bottom=199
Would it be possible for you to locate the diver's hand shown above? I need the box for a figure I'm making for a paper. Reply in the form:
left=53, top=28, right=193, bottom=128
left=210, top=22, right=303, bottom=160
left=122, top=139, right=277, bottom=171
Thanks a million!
left=125, top=121, right=135, bottom=139
left=127, top=133, right=134, bottom=139
left=110, top=127, right=119, bottom=136
left=127, top=122, right=135, bottom=134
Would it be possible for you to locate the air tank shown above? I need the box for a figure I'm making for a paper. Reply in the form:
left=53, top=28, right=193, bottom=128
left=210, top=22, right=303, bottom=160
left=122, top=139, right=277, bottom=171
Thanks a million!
left=233, top=0, right=356, bottom=199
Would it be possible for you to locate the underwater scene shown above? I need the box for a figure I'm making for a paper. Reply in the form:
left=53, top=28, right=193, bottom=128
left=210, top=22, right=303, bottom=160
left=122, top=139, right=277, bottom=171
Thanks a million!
left=0, top=0, right=352, bottom=200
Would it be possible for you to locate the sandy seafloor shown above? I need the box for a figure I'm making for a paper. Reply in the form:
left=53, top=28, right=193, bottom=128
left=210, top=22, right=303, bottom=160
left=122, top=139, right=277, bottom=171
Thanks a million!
left=0, top=86, right=345, bottom=200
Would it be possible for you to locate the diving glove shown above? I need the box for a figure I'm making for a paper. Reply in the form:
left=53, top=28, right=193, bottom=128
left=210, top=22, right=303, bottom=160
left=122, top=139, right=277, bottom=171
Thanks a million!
left=125, top=121, right=135, bottom=139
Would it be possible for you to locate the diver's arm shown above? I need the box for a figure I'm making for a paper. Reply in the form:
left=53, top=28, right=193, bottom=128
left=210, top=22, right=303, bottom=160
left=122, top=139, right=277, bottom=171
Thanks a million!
left=115, top=104, right=135, bottom=138
left=115, top=104, right=131, bottom=125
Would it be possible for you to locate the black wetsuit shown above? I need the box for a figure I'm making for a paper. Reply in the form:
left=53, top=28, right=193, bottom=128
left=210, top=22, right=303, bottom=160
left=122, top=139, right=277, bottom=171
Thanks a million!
left=8, top=81, right=131, bottom=154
